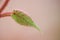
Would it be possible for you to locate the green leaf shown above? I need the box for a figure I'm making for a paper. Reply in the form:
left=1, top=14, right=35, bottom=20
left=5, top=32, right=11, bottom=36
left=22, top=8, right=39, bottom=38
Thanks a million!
left=11, top=10, right=40, bottom=31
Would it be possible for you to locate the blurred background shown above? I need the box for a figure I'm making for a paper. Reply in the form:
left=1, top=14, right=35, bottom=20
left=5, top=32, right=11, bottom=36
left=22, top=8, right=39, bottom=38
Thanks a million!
left=0, top=0, right=60, bottom=40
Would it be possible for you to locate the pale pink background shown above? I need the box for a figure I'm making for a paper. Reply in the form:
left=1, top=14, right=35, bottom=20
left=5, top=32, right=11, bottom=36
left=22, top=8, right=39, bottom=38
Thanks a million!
left=0, top=0, right=60, bottom=40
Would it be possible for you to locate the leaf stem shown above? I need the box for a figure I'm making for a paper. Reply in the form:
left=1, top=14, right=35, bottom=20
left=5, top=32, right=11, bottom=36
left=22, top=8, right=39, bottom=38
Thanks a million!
left=0, top=12, right=12, bottom=18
